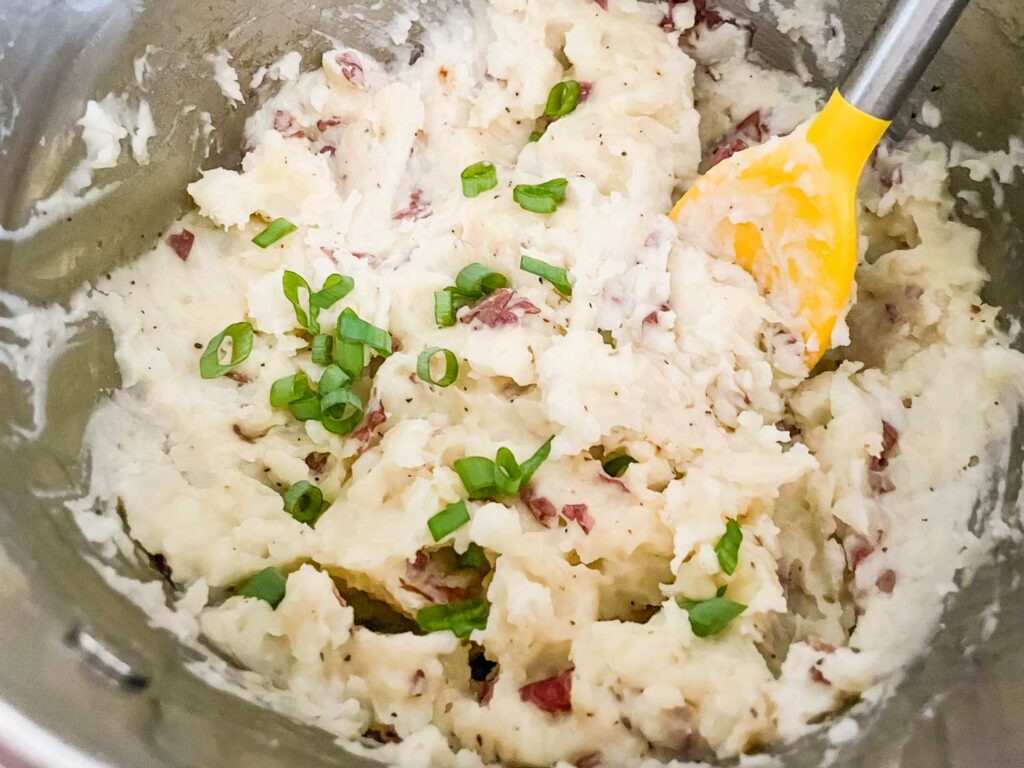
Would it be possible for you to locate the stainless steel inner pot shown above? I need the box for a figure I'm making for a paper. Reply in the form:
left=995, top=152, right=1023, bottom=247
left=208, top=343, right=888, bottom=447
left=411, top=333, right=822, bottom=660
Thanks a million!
left=0, top=1, right=1022, bottom=766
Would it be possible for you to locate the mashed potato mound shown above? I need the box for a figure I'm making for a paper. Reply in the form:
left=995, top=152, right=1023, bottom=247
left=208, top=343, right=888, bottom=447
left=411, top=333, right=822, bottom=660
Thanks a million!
left=80, top=0, right=1024, bottom=765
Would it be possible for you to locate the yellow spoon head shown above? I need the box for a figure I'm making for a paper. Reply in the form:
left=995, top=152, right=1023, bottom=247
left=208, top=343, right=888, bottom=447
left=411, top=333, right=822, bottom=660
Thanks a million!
left=671, top=91, right=889, bottom=367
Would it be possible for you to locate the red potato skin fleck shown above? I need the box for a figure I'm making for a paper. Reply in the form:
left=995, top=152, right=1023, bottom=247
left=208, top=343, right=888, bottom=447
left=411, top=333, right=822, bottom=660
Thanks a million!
left=480, top=676, right=496, bottom=705
left=319, top=145, right=336, bottom=155
left=353, top=403, right=387, bottom=450
left=392, top=189, right=431, bottom=221
left=709, top=110, right=769, bottom=168
left=400, top=551, right=471, bottom=604
left=868, top=420, right=899, bottom=494
left=876, top=569, right=897, bottom=594
left=167, top=229, right=195, bottom=261
left=410, top=669, right=427, bottom=697
left=335, top=52, right=366, bottom=89
left=661, top=0, right=730, bottom=32
left=562, top=503, right=595, bottom=534
left=521, top=484, right=557, bottom=526
left=460, top=289, right=540, bottom=327
left=592, top=0, right=608, bottom=9
left=519, top=669, right=573, bottom=713
left=317, top=117, right=342, bottom=132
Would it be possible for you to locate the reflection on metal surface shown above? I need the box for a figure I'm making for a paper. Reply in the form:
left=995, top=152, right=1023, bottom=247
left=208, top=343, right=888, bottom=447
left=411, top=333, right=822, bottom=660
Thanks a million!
left=65, top=626, right=151, bottom=693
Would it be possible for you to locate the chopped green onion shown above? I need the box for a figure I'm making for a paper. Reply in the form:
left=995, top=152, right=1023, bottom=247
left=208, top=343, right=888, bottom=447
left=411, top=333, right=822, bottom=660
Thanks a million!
left=311, top=273, right=354, bottom=311
left=677, top=595, right=746, bottom=637
left=456, top=543, right=489, bottom=571
left=528, top=129, right=545, bottom=142
left=598, top=328, right=617, bottom=348
left=517, top=436, right=553, bottom=489
left=428, top=500, right=471, bottom=542
left=513, top=178, right=568, bottom=214
left=318, top=364, right=351, bottom=394
left=544, top=80, right=581, bottom=119
left=494, top=446, right=521, bottom=497
left=520, top=255, right=572, bottom=297
left=289, top=394, right=322, bottom=422
left=334, top=339, right=365, bottom=380
left=461, top=161, right=499, bottom=198
left=601, top=452, right=636, bottom=478
left=455, top=263, right=508, bottom=297
left=453, top=456, right=500, bottom=501
left=311, top=333, right=334, bottom=365
left=715, top=519, right=743, bottom=576
left=416, top=598, right=489, bottom=638
left=200, top=322, right=254, bottom=379
left=282, top=271, right=316, bottom=333
left=269, top=371, right=311, bottom=407
left=454, top=437, right=554, bottom=500
left=253, top=217, right=297, bottom=248
left=417, top=347, right=459, bottom=387
left=237, top=567, right=287, bottom=608
left=434, top=290, right=455, bottom=327
left=337, top=308, right=392, bottom=356
left=320, top=387, right=364, bottom=435
left=283, top=271, right=354, bottom=335
left=434, top=288, right=476, bottom=327
left=283, top=481, right=325, bottom=527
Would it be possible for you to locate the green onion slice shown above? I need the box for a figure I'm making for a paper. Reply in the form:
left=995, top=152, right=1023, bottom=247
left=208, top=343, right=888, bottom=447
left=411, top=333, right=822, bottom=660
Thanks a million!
left=416, top=347, right=459, bottom=387
left=456, top=542, right=489, bottom=571
left=453, top=456, right=501, bottom=501
left=461, top=161, right=498, bottom=198
left=677, top=595, right=746, bottom=637
left=318, top=364, right=351, bottom=394
left=517, top=436, right=553, bottom=489
left=334, top=339, right=365, bottom=380
left=289, top=393, right=322, bottom=422
left=528, top=129, right=545, bottom=143
left=427, top=500, right=471, bottom=542
left=337, top=308, right=392, bottom=357
left=435, top=290, right=456, bottom=328
left=454, top=437, right=554, bottom=500
left=311, top=333, right=334, bottom=365
left=601, top=452, right=636, bottom=478
left=311, top=273, right=354, bottom=311
left=282, top=271, right=316, bottom=333
left=237, top=567, right=287, bottom=608
left=283, top=271, right=354, bottom=335
left=320, top=387, right=364, bottom=435
left=416, top=598, right=489, bottom=638
left=200, top=322, right=254, bottom=379
left=544, top=80, right=581, bottom=119
left=455, top=263, right=508, bottom=297
left=520, top=254, right=572, bottom=297
left=253, top=217, right=297, bottom=249
left=269, top=371, right=311, bottom=407
left=715, top=519, right=743, bottom=576
left=513, top=178, right=568, bottom=214
left=283, top=480, right=325, bottom=527
left=434, top=288, right=476, bottom=327
left=494, top=447, right=521, bottom=496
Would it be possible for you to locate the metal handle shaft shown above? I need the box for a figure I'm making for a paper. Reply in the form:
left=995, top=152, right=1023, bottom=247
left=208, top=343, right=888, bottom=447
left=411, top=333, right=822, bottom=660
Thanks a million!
left=840, top=0, right=971, bottom=120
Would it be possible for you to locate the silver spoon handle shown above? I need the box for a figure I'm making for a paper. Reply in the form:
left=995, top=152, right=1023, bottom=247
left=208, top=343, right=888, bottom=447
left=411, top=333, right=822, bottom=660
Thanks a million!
left=839, top=0, right=971, bottom=120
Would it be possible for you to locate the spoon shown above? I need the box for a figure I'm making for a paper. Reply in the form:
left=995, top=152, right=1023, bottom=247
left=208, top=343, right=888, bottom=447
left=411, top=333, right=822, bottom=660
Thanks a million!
left=671, top=0, right=971, bottom=365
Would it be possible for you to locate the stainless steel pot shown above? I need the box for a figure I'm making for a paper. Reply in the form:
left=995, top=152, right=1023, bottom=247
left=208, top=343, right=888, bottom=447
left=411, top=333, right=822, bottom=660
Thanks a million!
left=0, top=1, right=1021, bottom=766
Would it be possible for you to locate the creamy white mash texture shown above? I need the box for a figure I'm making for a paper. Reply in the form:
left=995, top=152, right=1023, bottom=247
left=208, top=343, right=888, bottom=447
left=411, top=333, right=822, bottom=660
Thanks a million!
left=77, top=0, right=1024, bottom=765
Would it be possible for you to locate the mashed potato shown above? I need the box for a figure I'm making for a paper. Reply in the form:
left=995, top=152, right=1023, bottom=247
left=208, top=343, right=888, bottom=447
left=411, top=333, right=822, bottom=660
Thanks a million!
left=79, top=0, right=1024, bottom=765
